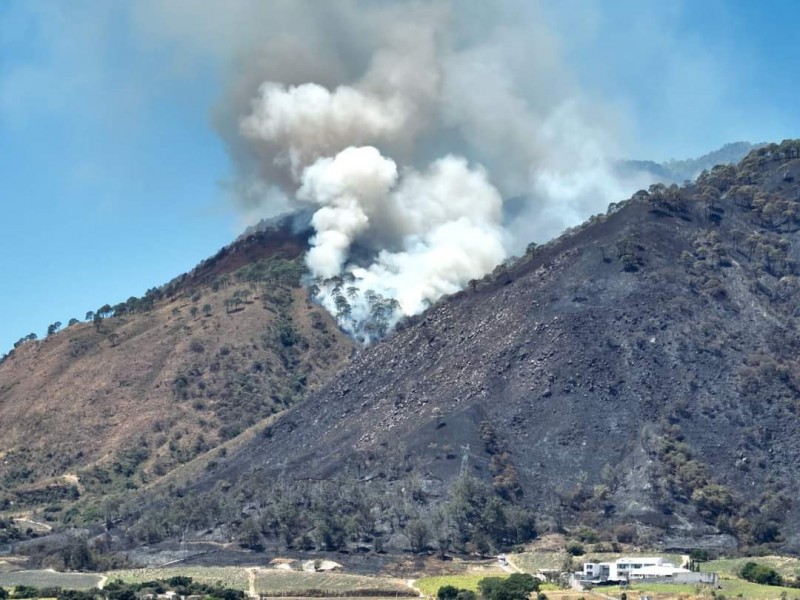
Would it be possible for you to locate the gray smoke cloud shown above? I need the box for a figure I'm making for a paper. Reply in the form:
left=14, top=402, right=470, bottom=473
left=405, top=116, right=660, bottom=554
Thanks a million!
left=134, top=0, right=652, bottom=340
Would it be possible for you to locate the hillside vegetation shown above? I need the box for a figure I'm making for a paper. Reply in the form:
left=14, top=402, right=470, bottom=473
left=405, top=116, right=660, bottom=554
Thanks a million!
left=0, top=224, right=355, bottom=532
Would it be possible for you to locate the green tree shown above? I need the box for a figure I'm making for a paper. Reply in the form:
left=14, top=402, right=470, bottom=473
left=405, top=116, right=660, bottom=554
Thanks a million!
left=740, top=562, right=782, bottom=586
left=689, top=548, right=709, bottom=562
left=61, top=537, right=96, bottom=571
left=405, top=518, right=430, bottom=553
left=566, top=541, right=585, bottom=556
left=10, top=585, right=37, bottom=598
left=479, top=574, right=538, bottom=600
left=439, top=586, right=460, bottom=600
left=439, top=587, right=475, bottom=600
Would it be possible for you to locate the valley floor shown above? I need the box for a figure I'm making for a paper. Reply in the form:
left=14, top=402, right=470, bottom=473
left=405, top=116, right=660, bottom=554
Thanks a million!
left=3, top=551, right=800, bottom=600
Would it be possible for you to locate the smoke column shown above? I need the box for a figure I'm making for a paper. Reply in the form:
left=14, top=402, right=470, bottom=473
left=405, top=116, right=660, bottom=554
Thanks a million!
left=136, top=0, right=653, bottom=341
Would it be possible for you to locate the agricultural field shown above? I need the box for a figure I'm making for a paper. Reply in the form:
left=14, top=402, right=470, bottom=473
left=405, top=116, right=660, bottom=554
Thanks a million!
left=583, top=578, right=800, bottom=600
left=108, top=566, right=249, bottom=590
left=714, top=578, right=800, bottom=599
left=253, top=570, right=413, bottom=597
left=702, top=555, right=800, bottom=580
left=506, top=552, right=565, bottom=573
left=415, top=573, right=800, bottom=600
left=0, top=570, right=102, bottom=590
left=107, top=567, right=413, bottom=598
left=414, top=574, right=490, bottom=596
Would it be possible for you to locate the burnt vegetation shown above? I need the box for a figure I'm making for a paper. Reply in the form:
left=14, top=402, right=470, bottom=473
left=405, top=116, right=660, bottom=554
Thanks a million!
left=126, top=139, right=800, bottom=556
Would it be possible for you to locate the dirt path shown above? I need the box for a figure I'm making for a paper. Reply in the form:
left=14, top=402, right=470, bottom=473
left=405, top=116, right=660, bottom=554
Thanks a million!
left=246, top=568, right=257, bottom=598
left=502, top=556, right=523, bottom=574
left=407, top=579, right=423, bottom=597
left=13, top=517, right=52, bottom=532
left=98, top=576, right=108, bottom=590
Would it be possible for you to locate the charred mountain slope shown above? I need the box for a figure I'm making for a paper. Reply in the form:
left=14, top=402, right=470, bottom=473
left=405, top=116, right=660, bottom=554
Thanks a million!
left=168, top=141, right=800, bottom=553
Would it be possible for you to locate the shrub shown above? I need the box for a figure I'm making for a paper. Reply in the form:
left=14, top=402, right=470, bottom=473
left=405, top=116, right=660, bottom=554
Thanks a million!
left=479, top=574, right=538, bottom=600
left=439, top=586, right=460, bottom=600
left=576, top=527, right=598, bottom=543
left=740, top=562, right=783, bottom=586
left=11, top=586, right=38, bottom=599
left=689, top=549, right=710, bottom=562
left=566, top=541, right=585, bottom=556
left=614, top=524, right=636, bottom=544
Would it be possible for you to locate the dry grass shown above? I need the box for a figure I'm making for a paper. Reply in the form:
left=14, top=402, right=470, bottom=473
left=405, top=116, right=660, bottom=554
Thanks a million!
left=253, top=570, right=413, bottom=596
left=0, top=570, right=102, bottom=590
left=0, top=249, right=354, bottom=516
left=108, top=566, right=250, bottom=590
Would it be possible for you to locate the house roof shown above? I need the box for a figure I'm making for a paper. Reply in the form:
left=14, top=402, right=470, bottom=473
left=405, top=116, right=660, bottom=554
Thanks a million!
left=632, top=566, right=691, bottom=576
left=616, top=557, right=666, bottom=564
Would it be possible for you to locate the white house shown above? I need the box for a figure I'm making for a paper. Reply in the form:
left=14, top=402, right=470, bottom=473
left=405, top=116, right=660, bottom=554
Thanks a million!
left=581, top=557, right=690, bottom=582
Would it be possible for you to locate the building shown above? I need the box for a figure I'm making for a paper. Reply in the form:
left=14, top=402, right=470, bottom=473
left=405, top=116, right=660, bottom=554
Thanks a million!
left=578, top=556, right=716, bottom=585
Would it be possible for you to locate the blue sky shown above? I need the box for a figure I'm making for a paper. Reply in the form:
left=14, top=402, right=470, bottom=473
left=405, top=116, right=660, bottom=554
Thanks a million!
left=1, top=0, right=799, bottom=353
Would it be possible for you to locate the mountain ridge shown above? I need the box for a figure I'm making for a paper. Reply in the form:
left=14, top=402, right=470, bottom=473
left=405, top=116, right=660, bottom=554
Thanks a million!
left=127, top=140, right=800, bottom=557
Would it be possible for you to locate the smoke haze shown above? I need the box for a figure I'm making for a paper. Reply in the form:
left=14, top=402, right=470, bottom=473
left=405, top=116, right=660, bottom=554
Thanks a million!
left=134, top=0, right=654, bottom=339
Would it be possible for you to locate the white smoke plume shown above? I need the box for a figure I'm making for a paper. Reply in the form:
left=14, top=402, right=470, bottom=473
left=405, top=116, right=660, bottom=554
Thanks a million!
left=134, top=0, right=654, bottom=341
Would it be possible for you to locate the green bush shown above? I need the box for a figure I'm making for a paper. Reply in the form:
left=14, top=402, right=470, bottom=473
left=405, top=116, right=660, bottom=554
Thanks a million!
left=740, top=561, right=783, bottom=586
left=478, top=574, right=538, bottom=600
left=11, top=586, right=38, bottom=599
left=566, top=541, right=585, bottom=556
left=438, top=587, right=476, bottom=600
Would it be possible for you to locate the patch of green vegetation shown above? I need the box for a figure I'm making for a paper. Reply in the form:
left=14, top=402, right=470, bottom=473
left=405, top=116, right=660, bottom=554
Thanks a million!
left=716, top=578, right=800, bottom=599
left=0, top=519, right=37, bottom=544
left=415, top=575, right=492, bottom=596
left=702, top=555, right=800, bottom=579
left=622, top=582, right=699, bottom=595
